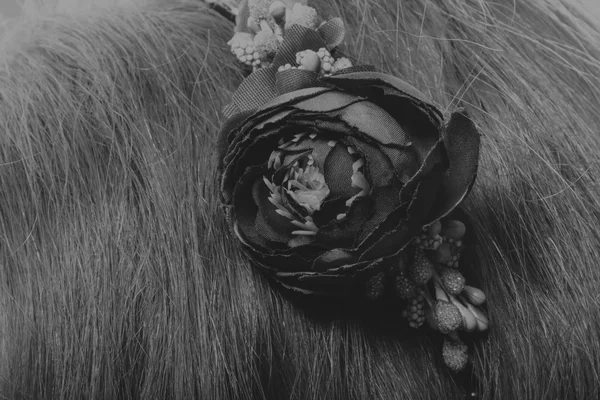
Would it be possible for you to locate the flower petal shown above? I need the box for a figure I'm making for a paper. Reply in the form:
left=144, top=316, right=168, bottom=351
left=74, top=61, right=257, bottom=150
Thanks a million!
left=276, top=69, right=323, bottom=95
left=229, top=165, right=271, bottom=247
left=398, top=140, right=446, bottom=205
left=326, top=74, right=443, bottom=161
left=376, top=91, right=440, bottom=163
left=217, top=110, right=255, bottom=167
left=324, top=71, right=441, bottom=120
left=312, top=197, right=348, bottom=226
left=323, top=142, right=359, bottom=199
left=346, top=137, right=398, bottom=187
left=277, top=257, right=391, bottom=297
left=357, top=185, right=401, bottom=243
left=330, top=100, right=410, bottom=146
left=357, top=153, right=447, bottom=255
left=291, top=90, right=363, bottom=112
left=427, top=109, right=481, bottom=222
left=222, top=108, right=296, bottom=159
left=253, top=177, right=296, bottom=243
left=359, top=162, right=446, bottom=261
left=311, top=249, right=357, bottom=271
left=380, top=146, right=418, bottom=182
left=224, top=125, right=284, bottom=172
left=252, top=108, right=297, bottom=132
left=249, top=248, right=315, bottom=274
left=259, top=87, right=332, bottom=112
left=316, top=197, right=372, bottom=248
left=254, top=208, right=294, bottom=243
left=275, top=270, right=355, bottom=297
left=221, top=127, right=292, bottom=203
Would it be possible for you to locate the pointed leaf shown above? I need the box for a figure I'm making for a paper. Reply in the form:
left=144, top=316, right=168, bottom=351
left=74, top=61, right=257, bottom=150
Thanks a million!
left=318, top=17, right=345, bottom=49
left=226, top=67, right=277, bottom=117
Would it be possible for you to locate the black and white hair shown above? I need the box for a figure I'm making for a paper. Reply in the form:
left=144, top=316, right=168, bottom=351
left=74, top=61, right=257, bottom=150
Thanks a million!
left=1, top=0, right=599, bottom=398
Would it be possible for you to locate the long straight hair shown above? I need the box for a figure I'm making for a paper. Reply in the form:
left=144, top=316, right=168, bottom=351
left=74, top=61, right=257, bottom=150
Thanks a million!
left=1, top=1, right=599, bottom=398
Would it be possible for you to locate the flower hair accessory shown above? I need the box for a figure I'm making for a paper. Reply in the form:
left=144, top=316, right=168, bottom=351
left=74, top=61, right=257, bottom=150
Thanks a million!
left=217, top=0, right=487, bottom=372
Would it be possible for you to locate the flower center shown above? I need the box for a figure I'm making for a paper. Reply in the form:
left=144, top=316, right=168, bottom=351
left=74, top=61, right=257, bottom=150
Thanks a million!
left=286, top=163, right=330, bottom=214
left=263, top=133, right=370, bottom=247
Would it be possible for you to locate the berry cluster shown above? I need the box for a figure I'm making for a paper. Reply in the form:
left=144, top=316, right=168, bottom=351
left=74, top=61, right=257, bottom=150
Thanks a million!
left=401, top=293, right=426, bottom=328
left=286, top=48, right=352, bottom=75
left=363, top=218, right=488, bottom=372
left=284, top=2, right=322, bottom=30
left=228, top=1, right=344, bottom=71
left=228, top=32, right=262, bottom=68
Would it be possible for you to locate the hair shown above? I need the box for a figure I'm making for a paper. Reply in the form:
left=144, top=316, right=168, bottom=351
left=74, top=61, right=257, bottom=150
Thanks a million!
left=1, top=0, right=599, bottom=398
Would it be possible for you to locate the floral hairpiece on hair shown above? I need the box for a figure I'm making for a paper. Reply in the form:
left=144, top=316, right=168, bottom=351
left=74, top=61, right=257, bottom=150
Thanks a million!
left=217, top=0, right=487, bottom=372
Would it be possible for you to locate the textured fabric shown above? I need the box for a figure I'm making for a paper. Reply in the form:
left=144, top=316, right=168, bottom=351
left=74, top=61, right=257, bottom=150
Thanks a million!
left=317, top=17, right=345, bottom=49
left=227, top=67, right=277, bottom=117
left=273, top=25, right=327, bottom=68
left=276, top=68, right=323, bottom=95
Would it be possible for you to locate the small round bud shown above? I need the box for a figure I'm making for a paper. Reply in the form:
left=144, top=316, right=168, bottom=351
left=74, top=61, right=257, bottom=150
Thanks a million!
left=442, top=339, right=469, bottom=372
left=443, top=220, right=466, bottom=240
left=254, top=29, right=279, bottom=58
left=427, top=220, right=442, bottom=237
left=331, top=57, right=353, bottom=73
left=403, top=294, right=426, bottom=328
left=410, top=249, right=434, bottom=285
left=463, top=285, right=486, bottom=305
left=440, top=268, right=466, bottom=295
left=394, top=273, right=419, bottom=300
left=434, top=300, right=462, bottom=334
left=247, top=17, right=260, bottom=33
left=365, top=271, right=385, bottom=300
left=298, top=50, right=321, bottom=72
left=285, top=3, right=321, bottom=30
left=269, top=1, right=286, bottom=23
left=431, top=242, right=453, bottom=264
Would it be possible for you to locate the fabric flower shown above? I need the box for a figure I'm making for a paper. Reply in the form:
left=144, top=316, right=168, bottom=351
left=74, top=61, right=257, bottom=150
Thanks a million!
left=218, top=26, right=480, bottom=297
